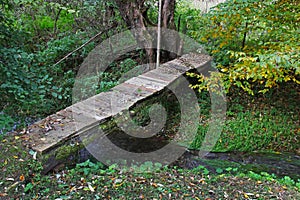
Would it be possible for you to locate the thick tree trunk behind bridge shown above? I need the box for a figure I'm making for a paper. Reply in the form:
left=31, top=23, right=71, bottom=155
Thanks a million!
left=114, top=0, right=182, bottom=70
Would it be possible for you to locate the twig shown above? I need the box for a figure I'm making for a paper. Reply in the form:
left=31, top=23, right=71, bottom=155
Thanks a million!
left=54, top=31, right=104, bottom=66
left=5, top=181, right=20, bottom=193
left=53, top=8, right=62, bottom=37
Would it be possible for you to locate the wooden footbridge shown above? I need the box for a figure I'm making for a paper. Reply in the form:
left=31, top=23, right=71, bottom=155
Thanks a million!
left=25, top=52, right=211, bottom=171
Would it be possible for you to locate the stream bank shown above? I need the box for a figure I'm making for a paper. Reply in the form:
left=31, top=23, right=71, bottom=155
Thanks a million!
left=172, top=150, right=300, bottom=180
left=45, top=137, right=300, bottom=181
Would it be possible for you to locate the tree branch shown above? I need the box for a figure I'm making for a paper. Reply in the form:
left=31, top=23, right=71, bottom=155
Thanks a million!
left=54, top=31, right=104, bottom=66
left=242, top=22, right=248, bottom=50
left=53, top=8, right=62, bottom=37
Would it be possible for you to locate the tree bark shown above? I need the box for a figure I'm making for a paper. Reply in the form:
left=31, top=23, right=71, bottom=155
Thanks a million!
left=114, top=0, right=154, bottom=68
left=114, top=0, right=182, bottom=70
left=161, top=0, right=182, bottom=60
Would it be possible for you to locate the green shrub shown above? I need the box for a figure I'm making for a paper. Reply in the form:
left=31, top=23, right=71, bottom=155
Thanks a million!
left=0, top=112, right=15, bottom=134
left=188, top=0, right=300, bottom=95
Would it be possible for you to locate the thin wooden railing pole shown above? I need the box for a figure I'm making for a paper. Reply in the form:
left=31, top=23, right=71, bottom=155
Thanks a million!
left=156, top=0, right=162, bottom=69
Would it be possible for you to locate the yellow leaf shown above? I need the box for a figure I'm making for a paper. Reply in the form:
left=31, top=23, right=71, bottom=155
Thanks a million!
left=221, top=68, right=228, bottom=72
left=201, top=37, right=208, bottom=42
left=249, top=57, right=257, bottom=62
left=220, top=42, right=227, bottom=48
left=151, top=182, right=158, bottom=188
left=229, top=26, right=235, bottom=31
left=13, top=156, right=18, bottom=159
left=212, top=33, right=218, bottom=38
left=114, top=182, right=124, bottom=188
left=20, top=175, right=25, bottom=182
left=15, top=136, right=20, bottom=140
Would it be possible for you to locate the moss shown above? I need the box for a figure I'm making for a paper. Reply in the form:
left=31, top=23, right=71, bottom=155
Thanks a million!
left=55, top=142, right=84, bottom=161
left=99, top=118, right=117, bottom=131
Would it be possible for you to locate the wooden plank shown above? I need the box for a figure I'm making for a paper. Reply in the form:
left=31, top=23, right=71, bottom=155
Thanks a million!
left=160, top=61, right=188, bottom=73
left=112, top=83, right=156, bottom=98
left=142, top=69, right=178, bottom=82
left=125, top=76, right=168, bottom=91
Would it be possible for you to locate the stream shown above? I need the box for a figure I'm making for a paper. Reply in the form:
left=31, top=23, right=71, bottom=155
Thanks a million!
left=49, top=129, right=300, bottom=181
left=172, top=150, right=300, bottom=180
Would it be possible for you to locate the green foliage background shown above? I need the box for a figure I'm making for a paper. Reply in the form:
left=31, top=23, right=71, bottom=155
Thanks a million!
left=0, top=0, right=124, bottom=132
left=186, top=0, right=299, bottom=94
left=0, top=0, right=299, bottom=137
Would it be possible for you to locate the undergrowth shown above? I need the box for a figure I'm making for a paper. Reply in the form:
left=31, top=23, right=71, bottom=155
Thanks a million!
left=190, top=83, right=300, bottom=153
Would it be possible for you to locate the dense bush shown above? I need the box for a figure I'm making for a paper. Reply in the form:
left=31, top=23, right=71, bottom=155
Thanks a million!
left=0, top=0, right=124, bottom=133
left=187, top=0, right=300, bottom=94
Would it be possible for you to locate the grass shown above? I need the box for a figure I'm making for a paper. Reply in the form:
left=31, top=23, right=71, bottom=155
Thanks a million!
left=190, top=83, right=300, bottom=153
left=191, top=109, right=299, bottom=152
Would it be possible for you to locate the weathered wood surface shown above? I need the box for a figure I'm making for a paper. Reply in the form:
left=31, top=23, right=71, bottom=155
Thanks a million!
left=25, top=53, right=211, bottom=154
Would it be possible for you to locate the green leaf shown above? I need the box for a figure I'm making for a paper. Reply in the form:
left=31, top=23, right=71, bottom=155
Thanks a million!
left=51, top=92, right=58, bottom=98
left=68, top=9, right=76, bottom=14
left=24, top=183, right=34, bottom=192
left=216, top=168, right=223, bottom=174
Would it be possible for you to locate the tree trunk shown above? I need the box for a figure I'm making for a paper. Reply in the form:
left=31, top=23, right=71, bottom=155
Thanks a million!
left=161, top=0, right=182, bottom=60
left=114, top=0, right=182, bottom=70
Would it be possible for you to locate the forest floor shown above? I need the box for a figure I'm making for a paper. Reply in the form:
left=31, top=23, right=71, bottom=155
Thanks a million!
left=0, top=83, right=299, bottom=199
